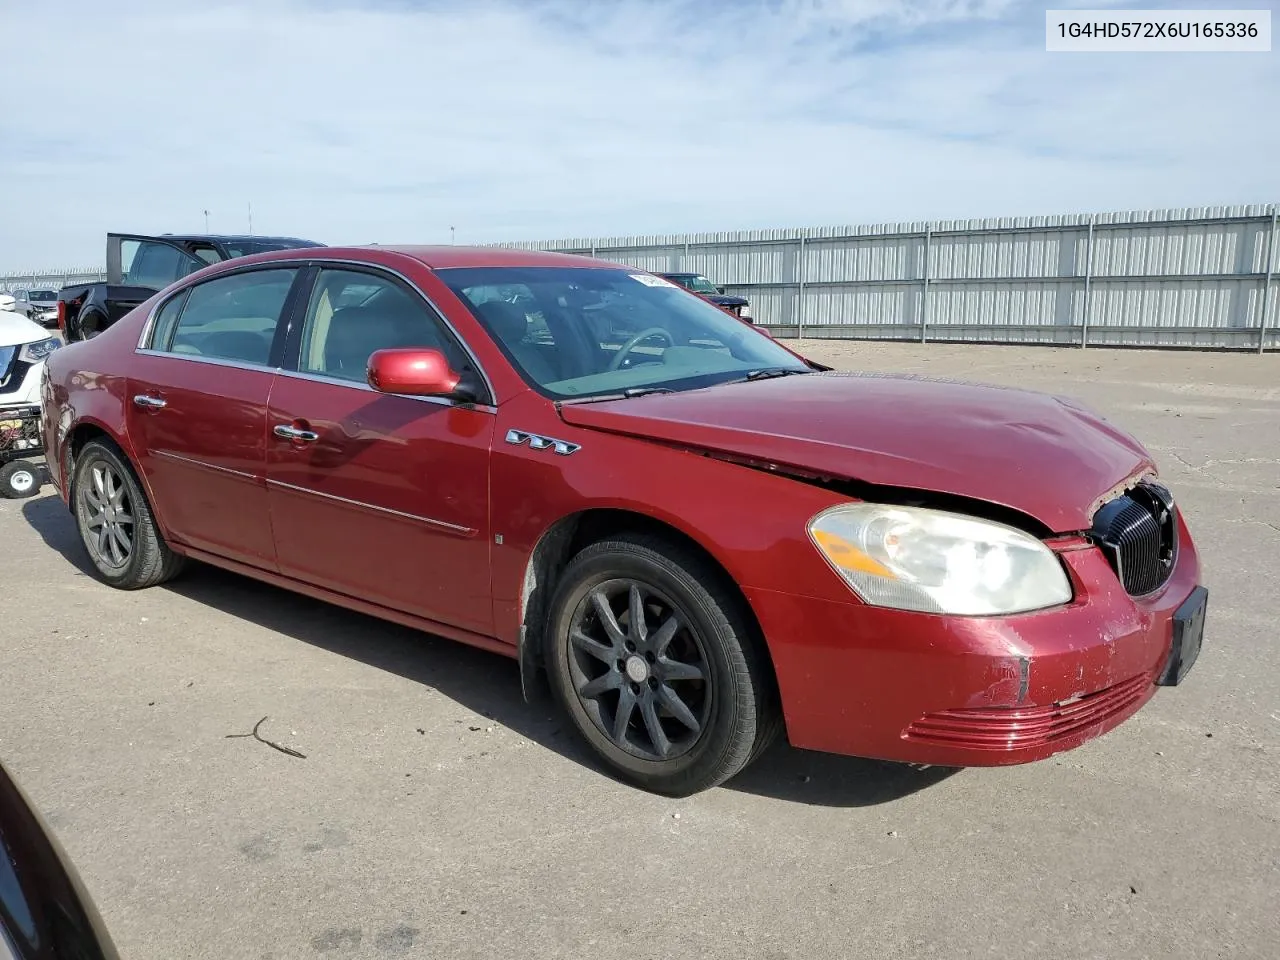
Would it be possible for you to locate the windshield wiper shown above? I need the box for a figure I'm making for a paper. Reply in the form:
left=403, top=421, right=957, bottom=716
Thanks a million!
left=729, top=367, right=811, bottom=383
left=558, top=386, right=675, bottom=405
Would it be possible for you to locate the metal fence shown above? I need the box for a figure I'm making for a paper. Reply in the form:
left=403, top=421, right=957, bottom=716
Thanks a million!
left=499, top=204, right=1280, bottom=352
left=5, top=205, right=1278, bottom=351
left=0, top=269, right=106, bottom=295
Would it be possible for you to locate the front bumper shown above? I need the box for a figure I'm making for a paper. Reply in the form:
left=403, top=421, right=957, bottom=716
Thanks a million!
left=0, top=357, right=45, bottom=408
left=750, top=513, right=1203, bottom=767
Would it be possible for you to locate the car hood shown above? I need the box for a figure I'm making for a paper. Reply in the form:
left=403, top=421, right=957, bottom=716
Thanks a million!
left=556, top=371, right=1154, bottom=533
left=0, top=310, right=48, bottom=347
left=707, top=294, right=749, bottom=307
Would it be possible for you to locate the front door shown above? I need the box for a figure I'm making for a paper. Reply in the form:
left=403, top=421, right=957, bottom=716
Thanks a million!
left=265, top=266, right=496, bottom=636
left=127, top=265, right=305, bottom=569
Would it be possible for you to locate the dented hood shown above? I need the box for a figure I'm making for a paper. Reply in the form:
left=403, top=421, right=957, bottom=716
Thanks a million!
left=557, top=371, right=1154, bottom=533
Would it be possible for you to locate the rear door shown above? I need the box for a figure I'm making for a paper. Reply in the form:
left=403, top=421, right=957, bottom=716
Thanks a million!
left=127, top=265, right=309, bottom=569
left=264, top=265, right=496, bottom=635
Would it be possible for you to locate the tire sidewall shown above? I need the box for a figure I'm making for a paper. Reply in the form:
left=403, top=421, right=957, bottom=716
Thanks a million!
left=73, top=442, right=150, bottom=585
left=546, top=544, right=754, bottom=788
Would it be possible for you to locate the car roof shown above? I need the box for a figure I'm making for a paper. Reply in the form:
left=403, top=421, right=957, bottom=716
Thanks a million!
left=229, top=245, right=633, bottom=271
left=159, top=233, right=325, bottom=245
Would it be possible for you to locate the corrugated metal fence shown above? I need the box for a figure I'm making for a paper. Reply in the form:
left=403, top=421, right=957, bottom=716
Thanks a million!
left=499, top=204, right=1280, bottom=352
left=0, top=269, right=106, bottom=295
left=4, top=206, right=1277, bottom=350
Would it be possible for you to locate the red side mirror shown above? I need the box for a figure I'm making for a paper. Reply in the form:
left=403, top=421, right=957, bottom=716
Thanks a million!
left=367, top=348, right=461, bottom=397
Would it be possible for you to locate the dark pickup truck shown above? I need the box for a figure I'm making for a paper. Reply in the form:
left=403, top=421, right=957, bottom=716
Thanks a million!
left=657, top=272, right=753, bottom=323
left=58, top=232, right=323, bottom=341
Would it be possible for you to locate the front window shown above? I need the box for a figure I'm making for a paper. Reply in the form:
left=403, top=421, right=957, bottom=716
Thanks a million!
left=439, top=266, right=806, bottom=399
left=28, top=290, right=56, bottom=303
left=296, top=267, right=466, bottom=382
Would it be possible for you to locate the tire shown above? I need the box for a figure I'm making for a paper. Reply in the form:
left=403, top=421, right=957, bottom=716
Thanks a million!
left=78, top=310, right=108, bottom=340
left=72, top=439, right=185, bottom=589
left=544, top=534, right=778, bottom=796
left=0, top=460, right=41, bottom=499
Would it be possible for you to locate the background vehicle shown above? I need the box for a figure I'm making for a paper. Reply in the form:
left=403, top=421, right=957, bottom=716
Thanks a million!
left=658, top=272, right=752, bottom=322
left=1, top=760, right=121, bottom=959
left=0, top=295, right=57, bottom=411
left=0, top=294, right=56, bottom=498
left=57, top=232, right=323, bottom=342
left=10, top=289, right=59, bottom=327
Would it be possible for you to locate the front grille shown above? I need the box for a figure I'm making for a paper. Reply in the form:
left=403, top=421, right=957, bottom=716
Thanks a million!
left=904, top=674, right=1152, bottom=751
left=1090, top=481, right=1178, bottom=596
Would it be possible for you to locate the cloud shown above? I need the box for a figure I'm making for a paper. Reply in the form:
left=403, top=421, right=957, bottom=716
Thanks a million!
left=0, top=0, right=1275, bottom=268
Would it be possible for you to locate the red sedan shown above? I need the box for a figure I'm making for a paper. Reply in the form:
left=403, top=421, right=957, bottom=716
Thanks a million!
left=39, top=246, right=1207, bottom=795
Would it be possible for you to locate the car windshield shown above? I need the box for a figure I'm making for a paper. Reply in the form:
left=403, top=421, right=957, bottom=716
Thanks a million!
left=683, top=275, right=719, bottom=294
left=28, top=290, right=56, bottom=302
left=438, top=266, right=808, bottom=399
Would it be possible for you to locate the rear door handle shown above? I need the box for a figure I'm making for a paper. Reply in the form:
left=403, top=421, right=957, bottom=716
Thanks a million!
left=273, top=423, right=319, bottom=442
left=132, top=394, right=167, bottom=410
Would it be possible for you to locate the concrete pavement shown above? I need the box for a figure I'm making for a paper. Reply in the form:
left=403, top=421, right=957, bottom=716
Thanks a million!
left=2, top=342, right=1277, bottom=959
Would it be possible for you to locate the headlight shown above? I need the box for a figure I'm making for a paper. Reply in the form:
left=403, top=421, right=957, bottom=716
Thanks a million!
left=19, top=338, right=60, bottom=363
left=808, top=503, right=1072, bottom=615
left=739, top=304, right=752, bottom=319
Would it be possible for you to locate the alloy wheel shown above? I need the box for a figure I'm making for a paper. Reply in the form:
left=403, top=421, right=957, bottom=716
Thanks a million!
left=82, top=462, right=134, bottom=569
left=566, top=579, right=712, bottom=761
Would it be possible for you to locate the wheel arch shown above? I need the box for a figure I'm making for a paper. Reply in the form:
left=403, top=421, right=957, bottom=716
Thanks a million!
left=62, top=420, right=121, bottom=508
left=61, top=419, right=165, bottom=538
left=515, top=507, right=779, bottom=707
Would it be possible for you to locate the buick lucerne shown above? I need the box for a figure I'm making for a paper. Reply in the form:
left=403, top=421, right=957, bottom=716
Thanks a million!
left=39, top=246, right=1207, bottom=795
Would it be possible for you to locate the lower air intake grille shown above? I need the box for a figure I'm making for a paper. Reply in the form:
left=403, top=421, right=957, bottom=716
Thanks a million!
left=904, top=674, right=1152, bottom=751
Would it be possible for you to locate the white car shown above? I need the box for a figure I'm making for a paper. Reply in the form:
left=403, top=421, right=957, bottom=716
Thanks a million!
left=0, top=294, right=59, bottom=409
left=0, top=294, right=59, bottom=497
left=12, top=288, right=60, bottom=326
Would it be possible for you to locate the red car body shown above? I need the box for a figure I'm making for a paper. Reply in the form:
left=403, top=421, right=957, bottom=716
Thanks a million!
left=39, top=246, right=1205, bottom=774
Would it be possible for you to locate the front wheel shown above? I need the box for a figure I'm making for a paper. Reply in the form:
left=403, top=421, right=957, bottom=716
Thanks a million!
left=544, top=535, right=778, bottom=795
left=72, top=440, right=185, bottom=589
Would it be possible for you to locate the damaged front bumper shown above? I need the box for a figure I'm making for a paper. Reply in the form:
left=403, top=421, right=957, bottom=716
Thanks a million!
left=747, top=513, right=1204, bottom=767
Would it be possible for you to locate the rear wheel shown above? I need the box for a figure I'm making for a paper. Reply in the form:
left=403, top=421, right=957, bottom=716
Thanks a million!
left=77, top=310, right=108, bottom=340
left=73, top=440, right=185, bottom=589
left=545, top=534, right=777, bottom=796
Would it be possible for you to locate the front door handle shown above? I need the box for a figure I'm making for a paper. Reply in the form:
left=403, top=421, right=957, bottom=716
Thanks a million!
left=273, top=423, right=319, bottom=443
left=132, top=394, right=167, bottom=410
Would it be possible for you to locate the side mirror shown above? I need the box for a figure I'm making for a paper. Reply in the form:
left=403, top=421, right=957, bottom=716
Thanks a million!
left=367, top=348, right=476, bottom=402
left=716, top=286, right=725, bottom=294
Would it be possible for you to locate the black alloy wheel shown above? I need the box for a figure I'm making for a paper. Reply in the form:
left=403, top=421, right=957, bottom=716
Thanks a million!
left=545, top=534, right=779, bottom=796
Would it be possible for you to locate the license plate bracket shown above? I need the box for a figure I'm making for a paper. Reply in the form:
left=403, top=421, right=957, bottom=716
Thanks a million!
left=1157, top=585, right=1207, bottom=687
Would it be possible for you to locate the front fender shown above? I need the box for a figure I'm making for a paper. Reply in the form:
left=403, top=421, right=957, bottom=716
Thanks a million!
left=489, top=392, right=854, bottom=656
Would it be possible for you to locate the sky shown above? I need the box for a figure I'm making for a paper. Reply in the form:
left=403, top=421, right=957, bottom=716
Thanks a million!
left=1, top=0, right=1277, bottom=269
